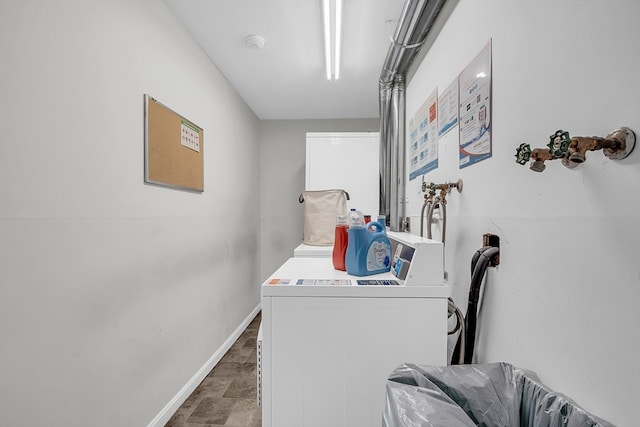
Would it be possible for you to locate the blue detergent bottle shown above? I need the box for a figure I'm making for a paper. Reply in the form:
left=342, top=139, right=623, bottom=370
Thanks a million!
left=345, top=211, right=391, bottom=276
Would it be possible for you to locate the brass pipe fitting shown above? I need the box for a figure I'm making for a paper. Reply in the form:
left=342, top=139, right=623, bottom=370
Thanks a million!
left=568, top=136, right=616, bottom=163
left=568, top=128, right=635, bottom=163
left=423, top=179, right=463, bottom=194
left=529, top=148, right=555, bottom=172
left=515, top=127, right=635, bottom=172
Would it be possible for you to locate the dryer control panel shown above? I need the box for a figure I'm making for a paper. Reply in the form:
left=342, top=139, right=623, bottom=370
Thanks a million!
left=387, top=231, right=444, bottom=285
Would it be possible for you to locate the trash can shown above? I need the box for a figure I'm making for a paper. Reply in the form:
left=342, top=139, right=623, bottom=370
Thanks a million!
left=383, top=362, right=614, bottom=427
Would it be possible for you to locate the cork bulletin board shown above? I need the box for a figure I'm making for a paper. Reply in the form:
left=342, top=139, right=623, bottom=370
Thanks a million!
left=144, top=94, right=204, bottom=192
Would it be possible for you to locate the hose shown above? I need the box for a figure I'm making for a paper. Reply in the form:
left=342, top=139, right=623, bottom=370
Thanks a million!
left=448, top=297, right=465, bottom=365
left=426, top=198, right=447, bottom=245
left=447, top=297, right=464, bottom=335
left=419, top=198, right=431, bottom=237
left=426, top=199, right=435, bottom=239
left=451, top=246, right=499, bottom=365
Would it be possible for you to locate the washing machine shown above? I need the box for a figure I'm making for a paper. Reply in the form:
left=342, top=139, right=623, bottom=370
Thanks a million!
left=260, top=231, right=449, bottom=427
left=257, top=241, right=332, bottom=404
left=292, top=242, right=333, bottom=258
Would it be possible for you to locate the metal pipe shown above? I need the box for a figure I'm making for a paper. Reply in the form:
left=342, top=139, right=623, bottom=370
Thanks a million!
left=378, top=84, right=391, bottom=217
left=390, top=76, right=405, bottom=230
left=379, top=0, right=448, bottom=232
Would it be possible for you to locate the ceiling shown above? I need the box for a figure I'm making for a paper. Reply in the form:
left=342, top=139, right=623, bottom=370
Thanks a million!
left=163, top=0, right=406, bottom=120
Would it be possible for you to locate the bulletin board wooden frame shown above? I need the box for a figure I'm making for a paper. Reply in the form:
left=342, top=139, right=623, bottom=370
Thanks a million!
left=144, top=94, right=204, bottom=192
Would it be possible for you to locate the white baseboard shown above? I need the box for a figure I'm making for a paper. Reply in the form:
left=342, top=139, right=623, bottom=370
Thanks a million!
left=147, top=303, right=262, bottom=427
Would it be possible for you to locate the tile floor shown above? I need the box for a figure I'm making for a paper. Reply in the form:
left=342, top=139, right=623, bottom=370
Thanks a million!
left=165, top=312, right=262, bottom=427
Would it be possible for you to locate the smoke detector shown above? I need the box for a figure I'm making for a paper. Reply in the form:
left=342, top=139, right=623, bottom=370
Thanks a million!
left=245, top=35, right=266, bottom=50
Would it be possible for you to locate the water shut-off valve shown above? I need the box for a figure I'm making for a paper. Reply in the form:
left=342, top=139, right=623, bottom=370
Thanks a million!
left=421, top=179, right=463, bottom=204
left=515, top=127, right=636, bottom=172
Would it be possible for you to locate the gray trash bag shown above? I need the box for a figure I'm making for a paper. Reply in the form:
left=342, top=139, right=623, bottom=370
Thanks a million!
left=383, top=362, right=614, bottom=427
left=383, top=362, right=522, bottom=427
left=520, top=374, right=615, bottom=427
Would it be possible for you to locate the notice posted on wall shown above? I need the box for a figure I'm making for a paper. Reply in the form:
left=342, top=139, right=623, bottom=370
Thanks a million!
left=408, top=88, right=438, bottom=181
left=459, top=40, right=492, bottom=168
left=438, top=77, right=459, bottom=137
left=181, top=120, right=200, bottom=152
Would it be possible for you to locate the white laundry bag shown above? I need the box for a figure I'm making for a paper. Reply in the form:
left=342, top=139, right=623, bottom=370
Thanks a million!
left=298, top=189, right=349, bottom=246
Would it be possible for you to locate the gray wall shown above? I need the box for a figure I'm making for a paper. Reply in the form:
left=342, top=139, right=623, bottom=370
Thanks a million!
left=405, top=1, right=639, bottom=425
left=0, top=1, right=260, bottom=426
left=259, top=119, right=380, bottom=280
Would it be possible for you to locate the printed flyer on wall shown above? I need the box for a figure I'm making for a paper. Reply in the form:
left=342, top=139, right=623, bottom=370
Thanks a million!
left=409, top=88, right=438, bottom=180
left=181, top=120, right=200, bottom=152
left=438, top=77, right=459, bottom=137
left=459, top=40, right=492, bottom=168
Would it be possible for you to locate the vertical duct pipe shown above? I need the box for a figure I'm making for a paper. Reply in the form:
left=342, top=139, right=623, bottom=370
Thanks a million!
left=389, top=76, right=405, bottom=231
left=379, top=0, right=447, bottom=231
left=379, top=81, right=391, bottom=221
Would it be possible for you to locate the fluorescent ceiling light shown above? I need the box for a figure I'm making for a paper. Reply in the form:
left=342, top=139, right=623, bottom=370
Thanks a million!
left=323, top=0, right=331, bottom=79
left=335, top=0, right=342, bottom=80
left=322, top=0, right=342, bottom=80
